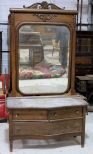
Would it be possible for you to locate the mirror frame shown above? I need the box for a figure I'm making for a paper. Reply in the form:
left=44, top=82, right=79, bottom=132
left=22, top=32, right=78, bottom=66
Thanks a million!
left=9, top=1, right=77, bottom=96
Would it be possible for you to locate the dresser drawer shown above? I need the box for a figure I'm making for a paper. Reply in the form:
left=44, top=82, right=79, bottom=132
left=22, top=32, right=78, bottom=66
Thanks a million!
left=12, top=109, right=47, bottom=120
left=13, top=119, right=82, bottom=136
left=48, top=107, right=82, bottom=120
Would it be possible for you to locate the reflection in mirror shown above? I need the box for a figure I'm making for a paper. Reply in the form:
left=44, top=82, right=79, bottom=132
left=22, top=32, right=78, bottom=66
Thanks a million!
left=18, top=25, right=70, bottom=94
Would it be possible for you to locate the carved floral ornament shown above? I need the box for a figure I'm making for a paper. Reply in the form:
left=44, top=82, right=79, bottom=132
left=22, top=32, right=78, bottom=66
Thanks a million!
left=23, top=1, right=65, bottom=22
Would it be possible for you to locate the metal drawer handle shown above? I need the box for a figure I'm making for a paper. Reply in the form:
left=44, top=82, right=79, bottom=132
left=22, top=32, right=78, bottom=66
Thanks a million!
left=53, top=112, right=57, bottom=117
left=49, top=112, right=57, bottom=118
left=15, top=114, right=19, bottom=117
left=75, top=110, right=79, bottom=114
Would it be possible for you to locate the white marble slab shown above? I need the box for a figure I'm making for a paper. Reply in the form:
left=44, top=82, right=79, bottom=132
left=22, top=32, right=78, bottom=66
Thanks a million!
left=6, top=96, right=88, bottom=109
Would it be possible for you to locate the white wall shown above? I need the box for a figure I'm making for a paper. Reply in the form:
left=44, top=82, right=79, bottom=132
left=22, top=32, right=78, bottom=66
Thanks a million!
left=0, top=0, right=89, bottom=74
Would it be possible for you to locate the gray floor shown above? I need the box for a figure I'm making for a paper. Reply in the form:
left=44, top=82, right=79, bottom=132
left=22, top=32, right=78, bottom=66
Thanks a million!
left=0, top=112, right=93, bottom=154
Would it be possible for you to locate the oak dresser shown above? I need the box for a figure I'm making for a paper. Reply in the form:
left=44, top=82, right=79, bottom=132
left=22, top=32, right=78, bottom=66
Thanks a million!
left=6, top=96, right=87, bottom=152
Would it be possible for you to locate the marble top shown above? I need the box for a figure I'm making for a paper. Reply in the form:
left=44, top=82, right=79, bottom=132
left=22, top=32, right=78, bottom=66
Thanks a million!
left=6, top=96, right=88, bottom=109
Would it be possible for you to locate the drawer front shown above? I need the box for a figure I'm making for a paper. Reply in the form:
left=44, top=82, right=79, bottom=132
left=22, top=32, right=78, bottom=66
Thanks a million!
left=48, top=107, right=82, bottom=120
left=13, top=119, right=82, bottom=136
left=12, top=109, right=47, bottom=120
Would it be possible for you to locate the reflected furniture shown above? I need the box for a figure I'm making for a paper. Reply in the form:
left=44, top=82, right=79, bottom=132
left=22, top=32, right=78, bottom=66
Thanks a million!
left=7, top=1, right=87, bottom=152
left=7, top=96, right=87, bottom=152
left=19, top=31, right=44, bottom=66
left=76, top=31, right=93, bottom=76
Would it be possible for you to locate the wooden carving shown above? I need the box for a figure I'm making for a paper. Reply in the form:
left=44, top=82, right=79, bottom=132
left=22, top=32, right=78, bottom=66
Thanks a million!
left=23, top=1, right=65, bottom=10
left=23, top=1, right=65, bottom=21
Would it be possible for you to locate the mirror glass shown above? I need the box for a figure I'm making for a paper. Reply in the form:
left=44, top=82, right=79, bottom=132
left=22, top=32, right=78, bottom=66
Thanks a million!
left=18, top=24, right=70, bottom=94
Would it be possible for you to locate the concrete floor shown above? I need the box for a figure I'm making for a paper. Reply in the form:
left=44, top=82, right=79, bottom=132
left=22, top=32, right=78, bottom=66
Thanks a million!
left=0, top=112, right=93, bottom=154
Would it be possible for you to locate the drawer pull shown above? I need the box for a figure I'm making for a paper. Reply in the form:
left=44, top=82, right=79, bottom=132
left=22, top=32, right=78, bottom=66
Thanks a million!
left=52, top=112, right=57, bottom=117
left=49, top=112, right=57, bottom=117
left=75, top=110, right=79, bottom=114
left=15, top=114, right=19, bottom=117
left=53, top=112, right=57, bottom=117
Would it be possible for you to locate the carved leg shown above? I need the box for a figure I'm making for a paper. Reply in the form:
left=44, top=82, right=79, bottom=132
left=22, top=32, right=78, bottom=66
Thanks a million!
left=10, top=140, right=13, bottom=152
left=81, top=108, right=86, bottom=147
left=81, top=133, right=85, bottom=147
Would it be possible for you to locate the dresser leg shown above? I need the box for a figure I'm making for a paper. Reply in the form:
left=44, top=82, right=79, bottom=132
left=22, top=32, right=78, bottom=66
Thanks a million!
left=81, top=134, right=84, bottom=147
left=81, top=108, right=86, bottom=147
left=10, top=140, right=13, bottom=152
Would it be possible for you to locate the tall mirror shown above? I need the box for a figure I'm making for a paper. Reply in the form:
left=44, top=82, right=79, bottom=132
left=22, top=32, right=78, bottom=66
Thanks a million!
left=18, top=25, right=70, bottom=94
left=9, top=1, right=77, bottom=96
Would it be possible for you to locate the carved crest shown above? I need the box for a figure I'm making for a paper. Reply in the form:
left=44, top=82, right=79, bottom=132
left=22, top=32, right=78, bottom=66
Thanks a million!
left=23, top=1, right=65, bottom=10
left=23, top=1, right=65, bottom=22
